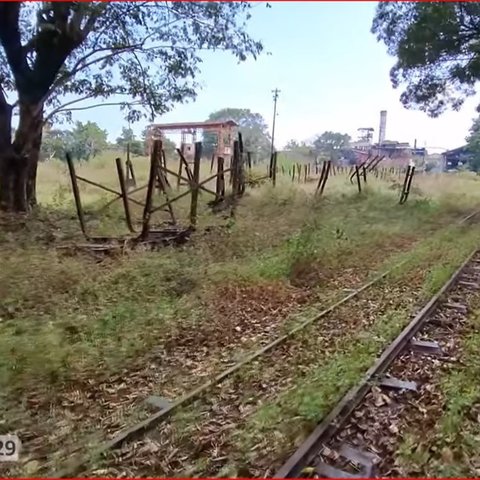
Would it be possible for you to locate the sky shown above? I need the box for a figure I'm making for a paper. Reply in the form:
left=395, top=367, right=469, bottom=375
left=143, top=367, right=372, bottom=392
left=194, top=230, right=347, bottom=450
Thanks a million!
left=72, top=1, right=480, bottom=154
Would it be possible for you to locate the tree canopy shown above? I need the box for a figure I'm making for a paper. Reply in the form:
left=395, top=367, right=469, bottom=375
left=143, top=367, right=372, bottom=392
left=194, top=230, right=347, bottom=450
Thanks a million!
left=283, top=139, right=314, bottom=157
left=42, top=120, right=108, bottom=161
left=203, top=107, right=271, bottom=161
left=70, top=121, right=108, bottom=161
left=116, top=127, right=143, bottom=156
left=466, top=115, right=480, bottom=172
left=313, top=131, right=350, bottom=159
left=40, top=126, right=70, bottom=161
left=372, top=2, right=480, bottom=116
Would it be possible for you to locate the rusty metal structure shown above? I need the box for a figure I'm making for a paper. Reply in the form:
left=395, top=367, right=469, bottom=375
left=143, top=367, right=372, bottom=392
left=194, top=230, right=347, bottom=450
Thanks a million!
left=145, top=120, right=238, bottom=164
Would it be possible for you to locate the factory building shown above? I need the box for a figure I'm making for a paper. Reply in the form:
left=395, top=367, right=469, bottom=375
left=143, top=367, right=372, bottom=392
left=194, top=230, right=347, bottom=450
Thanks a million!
left=350, top=111, right=427, bottom=166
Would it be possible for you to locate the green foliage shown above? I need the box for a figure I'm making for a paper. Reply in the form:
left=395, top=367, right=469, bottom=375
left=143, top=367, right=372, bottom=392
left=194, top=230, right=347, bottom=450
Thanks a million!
left=116, top=127, right=143, bottom=156
left=40, top=127, right=71, bottom=161
left=41, top=120, right=108, bottom=161
left=372, top=3, right=480, bottom=116
left=116, top=127, right=135, bottom=147
left=68, top=121, right=108, bottom=161
left=203, top=108, right=271, bottom=161
left=283, top=139, right=314, bottom=157
left=466, top=116, right=480, bottom=172
left=313, top=131, right=350, bottom=159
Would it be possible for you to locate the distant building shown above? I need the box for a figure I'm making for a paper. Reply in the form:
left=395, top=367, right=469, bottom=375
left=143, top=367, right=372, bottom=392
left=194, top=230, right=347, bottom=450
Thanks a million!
left=442, top=146, right=474, bottom=171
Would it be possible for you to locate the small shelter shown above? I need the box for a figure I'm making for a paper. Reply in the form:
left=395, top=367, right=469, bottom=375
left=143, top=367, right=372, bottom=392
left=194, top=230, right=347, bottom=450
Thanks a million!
left=145, top=120, right=238, bottom=163
left=442, top=145, right=474, bottom=171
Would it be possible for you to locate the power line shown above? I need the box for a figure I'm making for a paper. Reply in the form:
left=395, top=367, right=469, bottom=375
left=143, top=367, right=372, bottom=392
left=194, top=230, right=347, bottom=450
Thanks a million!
left=270, top=88, right=280, bottom=157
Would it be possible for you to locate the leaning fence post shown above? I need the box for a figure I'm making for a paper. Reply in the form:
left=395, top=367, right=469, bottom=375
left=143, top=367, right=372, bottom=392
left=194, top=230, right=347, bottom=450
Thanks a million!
left=399, top=166, right=415, bottom=204
left=319, top=160, right=331, bottom=195
left=115, top=157, right=136, bottom=233
left=140, top=141, right=162, bottom=240
left=355, top=165, right=362, bottom=193
left=66, top=152, right=88, bottom=238
left=177, top=146, right=184, bottom=189
left=237, top=132, right=246, bottom=196
left=190, top=141, right=202, bottom=227
left=216, top=157, right=225, bottom=201
left=231, top=140, right=239, bottom=191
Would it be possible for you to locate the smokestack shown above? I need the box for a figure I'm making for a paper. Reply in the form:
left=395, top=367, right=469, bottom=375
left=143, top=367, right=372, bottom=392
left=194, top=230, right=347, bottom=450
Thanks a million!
left=378, top=110, right=387, bottom=145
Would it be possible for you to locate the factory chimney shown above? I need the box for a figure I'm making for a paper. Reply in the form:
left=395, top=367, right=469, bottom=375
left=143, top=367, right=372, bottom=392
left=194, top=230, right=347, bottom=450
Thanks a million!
left=378, top=110, right=387, bottom=145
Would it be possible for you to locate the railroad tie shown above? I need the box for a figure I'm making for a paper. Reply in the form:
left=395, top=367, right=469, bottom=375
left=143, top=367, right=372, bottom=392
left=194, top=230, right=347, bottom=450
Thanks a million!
left=378, top=376, right=417, bottom=392
left=338, top=444, right=379, bottom=477
left=444, top=302, right=468, bottom=313
left=314, top=461, right=362, bottom=479
left=408, top=339, right=443, bottom=355
left=458, top=280, right=480, bottom=289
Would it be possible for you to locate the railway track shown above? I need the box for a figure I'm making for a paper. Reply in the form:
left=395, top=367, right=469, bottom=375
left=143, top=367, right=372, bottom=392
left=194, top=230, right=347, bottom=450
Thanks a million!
left=275, top=248, right=480, bottom=478
left=52, top=209, right=480, bottom=477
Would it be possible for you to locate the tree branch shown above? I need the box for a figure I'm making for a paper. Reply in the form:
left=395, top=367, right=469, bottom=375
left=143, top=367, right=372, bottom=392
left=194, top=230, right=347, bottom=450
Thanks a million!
left=45, top=99, right=143, bottom=122
left=43, top=45, right=140, bottom=102
left=44, top=94, right=95, bottom=122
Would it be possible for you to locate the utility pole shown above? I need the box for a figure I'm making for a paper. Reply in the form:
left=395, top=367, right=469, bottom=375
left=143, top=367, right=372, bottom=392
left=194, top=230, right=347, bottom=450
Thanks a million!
left=270, top=88, right=280, bottom=157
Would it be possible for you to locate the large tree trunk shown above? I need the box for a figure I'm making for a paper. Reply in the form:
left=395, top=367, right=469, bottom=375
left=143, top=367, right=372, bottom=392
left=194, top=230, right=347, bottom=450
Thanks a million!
left=0, top=99, right=44, bottom=212
left=26, top=126, right=43, bottom=208
left=0, top=95, right=15, bottom=211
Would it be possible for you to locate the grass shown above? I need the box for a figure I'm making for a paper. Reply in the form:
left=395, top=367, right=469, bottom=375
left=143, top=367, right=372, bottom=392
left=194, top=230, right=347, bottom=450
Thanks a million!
left=0, top=175, right=472, bottom=397
left=2, top=152, right=480, bottom=475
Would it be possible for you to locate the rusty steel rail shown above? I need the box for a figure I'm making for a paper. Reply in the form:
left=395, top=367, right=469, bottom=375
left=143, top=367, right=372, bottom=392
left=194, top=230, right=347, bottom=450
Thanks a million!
left=275, top=247, right=478, bottom=478
left=54, top=208, right=480, bottom=477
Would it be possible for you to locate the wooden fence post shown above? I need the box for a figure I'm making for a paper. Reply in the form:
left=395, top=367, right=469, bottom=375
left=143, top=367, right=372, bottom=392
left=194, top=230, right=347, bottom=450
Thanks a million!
left=216, top=157, right=225, bottom=201
left=190, top=141, right=202, bottom=227
left=115, top=157, right=135, bottom=233
left=66, top=152, right=88, bottom=238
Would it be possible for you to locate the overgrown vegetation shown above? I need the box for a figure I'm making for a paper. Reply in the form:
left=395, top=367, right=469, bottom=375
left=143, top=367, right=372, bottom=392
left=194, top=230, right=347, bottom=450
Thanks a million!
left=2, top=153, right=480, bottom=475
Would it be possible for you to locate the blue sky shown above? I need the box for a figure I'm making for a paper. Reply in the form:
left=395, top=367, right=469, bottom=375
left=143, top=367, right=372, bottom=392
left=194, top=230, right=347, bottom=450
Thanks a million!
left=73, top=1, right=480, bottom=153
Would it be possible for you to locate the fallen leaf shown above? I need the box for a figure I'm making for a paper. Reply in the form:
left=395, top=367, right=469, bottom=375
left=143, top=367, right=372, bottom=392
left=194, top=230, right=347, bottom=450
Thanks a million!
left=389, top=423, right=399, bottom=434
